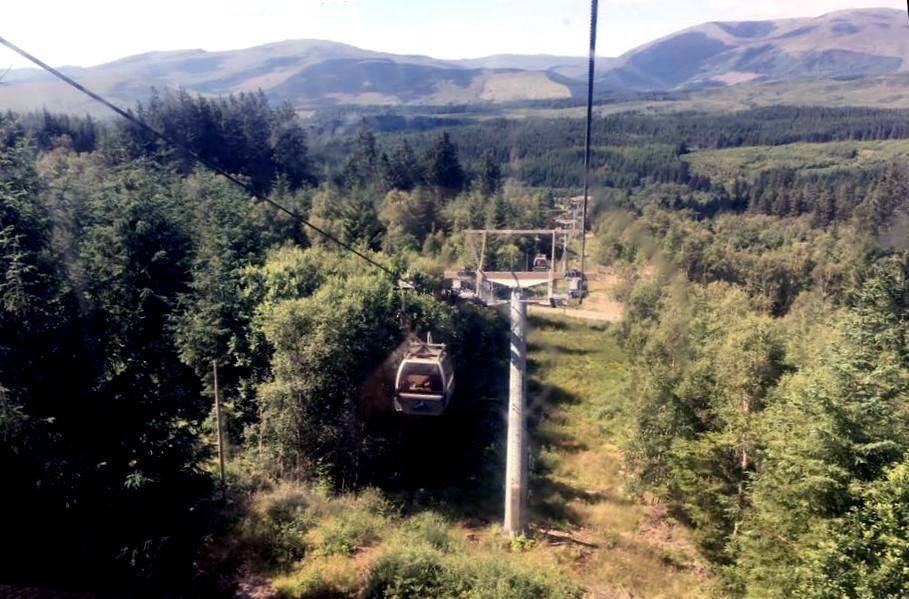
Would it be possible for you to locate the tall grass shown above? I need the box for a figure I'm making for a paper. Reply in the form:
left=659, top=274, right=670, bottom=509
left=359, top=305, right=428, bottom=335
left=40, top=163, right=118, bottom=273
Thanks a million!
left=225, top=482, right=581, bottom=598
left=527, top=314, right=720, bottom=597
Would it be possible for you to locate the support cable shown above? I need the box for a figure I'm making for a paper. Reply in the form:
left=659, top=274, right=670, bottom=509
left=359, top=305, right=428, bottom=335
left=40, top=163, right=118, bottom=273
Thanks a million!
left=580, top=0, right=598, bottom=277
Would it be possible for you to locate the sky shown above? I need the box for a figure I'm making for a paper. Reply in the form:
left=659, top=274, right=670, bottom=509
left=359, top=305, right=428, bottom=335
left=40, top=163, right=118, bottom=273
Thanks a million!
left=0, top=0, right=906, bottom=70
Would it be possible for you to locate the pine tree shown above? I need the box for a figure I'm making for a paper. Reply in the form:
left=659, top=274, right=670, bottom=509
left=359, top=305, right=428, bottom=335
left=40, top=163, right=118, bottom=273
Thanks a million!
left=477, top=151, right=502, bottom=197
left=424, top=131, right=464, bottom=196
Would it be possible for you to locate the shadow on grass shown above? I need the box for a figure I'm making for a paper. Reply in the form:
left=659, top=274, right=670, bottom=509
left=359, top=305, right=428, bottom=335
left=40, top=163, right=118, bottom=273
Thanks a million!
left=527, top=381, right=589, bottom=453
left=527, top=341, right=592, bottom=357
left=527, top=374, right=582, bottom=402
left=347, top=301, right=513, bottom=522
left=372, top=393, right=507, bottom=523
left=525, top=372, right=632, bottom=529
left=528, top=314, right=571, bottom=330
left=529, top=475, right=607, bottom=528
left=354, top=307, right=616, bottom=530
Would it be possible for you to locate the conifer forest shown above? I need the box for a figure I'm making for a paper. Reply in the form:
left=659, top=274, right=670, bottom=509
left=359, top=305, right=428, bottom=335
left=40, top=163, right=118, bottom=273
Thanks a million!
left=2, top=87, right=909, bottom=597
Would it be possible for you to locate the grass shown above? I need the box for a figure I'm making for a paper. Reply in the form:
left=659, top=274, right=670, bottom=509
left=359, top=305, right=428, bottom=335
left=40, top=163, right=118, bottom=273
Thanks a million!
left=526, top=313, right=719, bottom=597
left=219, top=481, right=583, bottom=598
left=684, top=138, right=909, bottom=184
left=484, top=76, right=909, bottom=122
left=688, top=76, right=909, bottom=111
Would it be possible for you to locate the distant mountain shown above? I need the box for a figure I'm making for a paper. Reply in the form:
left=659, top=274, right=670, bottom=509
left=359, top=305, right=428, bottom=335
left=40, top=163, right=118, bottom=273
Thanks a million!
left=605, top=7, right=909, bottom=90
left=2, top=7, right=909, bottom=113
left=0, top=40, right=576, bottom=114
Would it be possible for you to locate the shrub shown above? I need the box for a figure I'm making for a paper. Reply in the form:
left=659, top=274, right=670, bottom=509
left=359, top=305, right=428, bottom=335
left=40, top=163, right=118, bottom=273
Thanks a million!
left=447, top=553, right=582, bottom=599
left=364, top=545, right=447, bottom=599
left=273, top=554, right=359, bottom=599
left=306, top=511, right=384, bottom=556
left=235, top=485, right=315, bottom=569
left=363, top=541, right=582, bottom=599
left=231, top=484, right=392, bottom=570
left=399, top=512, right=452, bottom=551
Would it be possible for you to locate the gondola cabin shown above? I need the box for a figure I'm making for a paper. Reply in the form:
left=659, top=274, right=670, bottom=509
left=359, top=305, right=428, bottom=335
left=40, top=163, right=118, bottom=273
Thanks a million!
left=564, top=269, right=589, bottom=298
left=394, top=335, right=455, bottom=416
left=532, top=253, right=550, bottom=272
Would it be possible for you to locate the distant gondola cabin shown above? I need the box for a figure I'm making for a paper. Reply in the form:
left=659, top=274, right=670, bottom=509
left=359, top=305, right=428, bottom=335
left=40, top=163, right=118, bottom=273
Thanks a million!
left=564, top=269, right=588, bottom=298
left=394, top=336, right=455, bottom=416
left=532, top=253, right=550, bottom=272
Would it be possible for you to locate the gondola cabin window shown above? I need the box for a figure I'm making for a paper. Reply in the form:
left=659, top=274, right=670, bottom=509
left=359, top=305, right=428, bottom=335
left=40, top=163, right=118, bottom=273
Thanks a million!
left=398, top=362, right=445, bottom=393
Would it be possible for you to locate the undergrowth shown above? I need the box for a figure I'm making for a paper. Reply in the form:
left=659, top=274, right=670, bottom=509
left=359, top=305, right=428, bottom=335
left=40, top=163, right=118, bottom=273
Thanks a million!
left=206, top=312, right=717, bottom=598
left=221, top=482, right=581, bottom=598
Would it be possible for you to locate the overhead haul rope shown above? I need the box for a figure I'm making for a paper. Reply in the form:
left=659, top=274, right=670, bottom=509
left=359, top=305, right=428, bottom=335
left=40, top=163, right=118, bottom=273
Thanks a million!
left=579, top=0, right=598, bottom=278
left=0, top=34, right=398, bottom=279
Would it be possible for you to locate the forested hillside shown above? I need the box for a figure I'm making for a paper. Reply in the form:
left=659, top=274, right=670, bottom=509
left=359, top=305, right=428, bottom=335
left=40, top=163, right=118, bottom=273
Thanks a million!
left=2, top=89, right=909, bottom=596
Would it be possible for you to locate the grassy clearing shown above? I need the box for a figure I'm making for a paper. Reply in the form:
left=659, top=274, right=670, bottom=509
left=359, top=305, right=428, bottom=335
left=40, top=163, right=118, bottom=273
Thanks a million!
left=527, top=313, right=719, bottom=598
left=684, top=138, right=909, bottom=183
left=691, top=77, right=909, bottom=111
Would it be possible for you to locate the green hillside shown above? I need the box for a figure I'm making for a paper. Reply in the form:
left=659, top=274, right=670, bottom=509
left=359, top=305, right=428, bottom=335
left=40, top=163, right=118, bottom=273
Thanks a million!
left=684, top=139, right=909, bottom=182
left=3, top=81, right=909, bottom=597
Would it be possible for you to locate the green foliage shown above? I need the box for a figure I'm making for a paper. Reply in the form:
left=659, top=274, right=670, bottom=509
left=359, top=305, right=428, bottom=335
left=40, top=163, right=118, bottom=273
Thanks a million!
left=477, top=151, right=503, bottom=197
left=625, top=282, right=786, bottom=561
left=252, top=267, right=399, bottom=482
left=509, top=534, right=536, bottom=553
left=379, top=188, right=437, bottom=252
left=423, top=131, right=465, bottom=195
left=601, top=209, right=861, bottom=314
left=0, top=144, right=216, bottom=594
left=804, top=458, right=909, bottom=598
left=227, top=484, right=581, bottom=599
left=172, top=172, right=276, bottom=433
left=307, top=185, right=385, bottom=250
left=103, top=88, right=314, bottom=194
left=234, top=484, right=392, bottom=570
left=381, top=138, right=423, bottom=191
left=11, top=93, right=909, bottom=598
left=736, top=254, right=909, bottom=593
left=398, top=512, right=453, bottom=550
left=365, top=545, right=447, bottom=599
left=616, top=192, right=909, bottom=595
left=343, top=120, right=381, bottom=189
left=363, top=543, right=581, bottom=599
left=308, top=509, right=385, bottom=557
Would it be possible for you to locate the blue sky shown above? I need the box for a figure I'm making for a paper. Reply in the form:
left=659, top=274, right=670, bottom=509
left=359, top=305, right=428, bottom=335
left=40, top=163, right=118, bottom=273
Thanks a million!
left=1, top=0, right=905, bottom=69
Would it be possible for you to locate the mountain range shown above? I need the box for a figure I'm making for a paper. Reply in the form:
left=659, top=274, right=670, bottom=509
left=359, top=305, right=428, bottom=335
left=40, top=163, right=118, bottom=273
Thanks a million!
left=2, top=7, right=909, bottom=113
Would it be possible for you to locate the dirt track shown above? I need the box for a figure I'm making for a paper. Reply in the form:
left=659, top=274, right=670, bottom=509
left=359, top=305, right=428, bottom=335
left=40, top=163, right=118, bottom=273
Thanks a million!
left=528, top=268, right=624, bottom=322
left=528, top=304, right=619, bottom=322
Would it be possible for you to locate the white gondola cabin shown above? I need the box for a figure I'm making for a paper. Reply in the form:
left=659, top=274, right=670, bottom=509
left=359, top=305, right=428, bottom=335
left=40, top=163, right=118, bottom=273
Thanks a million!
left=564, top=268, right=588, bottom=298
left=393, top=334, right=455, bottom=416
left=532, top=253, right=550, bottom=272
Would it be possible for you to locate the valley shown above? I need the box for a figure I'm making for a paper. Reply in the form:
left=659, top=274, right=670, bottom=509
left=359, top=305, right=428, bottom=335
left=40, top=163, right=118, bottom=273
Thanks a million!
left=2, top=5, right=909, bottom=598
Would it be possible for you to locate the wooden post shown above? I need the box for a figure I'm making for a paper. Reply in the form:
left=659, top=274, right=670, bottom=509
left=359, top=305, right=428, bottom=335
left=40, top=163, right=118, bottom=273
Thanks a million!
left=504, top=288, right=527, bottom=536
left=479, top=230, right=489, bottom=302
left=213, top=360, right=226, bottom=491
